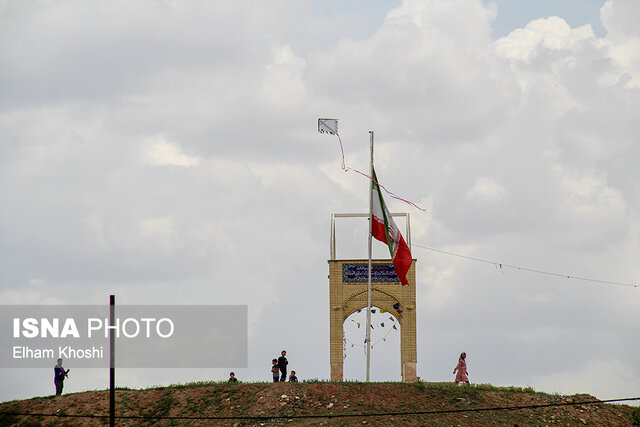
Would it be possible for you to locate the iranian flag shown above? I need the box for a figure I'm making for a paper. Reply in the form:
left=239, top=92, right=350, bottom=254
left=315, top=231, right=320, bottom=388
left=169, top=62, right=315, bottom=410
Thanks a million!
left=371, top=168, right=412, bottom=285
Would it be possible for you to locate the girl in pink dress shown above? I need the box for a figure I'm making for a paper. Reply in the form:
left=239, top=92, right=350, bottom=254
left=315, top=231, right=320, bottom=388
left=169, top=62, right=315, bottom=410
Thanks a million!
left=453, top=352, right=469, bottom=384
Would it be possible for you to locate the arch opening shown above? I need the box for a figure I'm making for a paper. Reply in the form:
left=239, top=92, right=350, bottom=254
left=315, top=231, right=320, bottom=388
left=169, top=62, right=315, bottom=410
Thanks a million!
left=343, top=307, right=402, bottom=381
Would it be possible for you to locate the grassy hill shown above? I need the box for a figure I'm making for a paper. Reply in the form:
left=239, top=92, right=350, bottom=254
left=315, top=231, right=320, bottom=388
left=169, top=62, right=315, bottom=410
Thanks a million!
left=1, top=381, right=638, bottom=426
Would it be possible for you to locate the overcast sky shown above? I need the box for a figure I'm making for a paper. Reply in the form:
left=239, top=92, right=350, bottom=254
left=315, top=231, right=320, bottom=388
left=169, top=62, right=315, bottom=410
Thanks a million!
left=1, top=0, right=639, bottom=405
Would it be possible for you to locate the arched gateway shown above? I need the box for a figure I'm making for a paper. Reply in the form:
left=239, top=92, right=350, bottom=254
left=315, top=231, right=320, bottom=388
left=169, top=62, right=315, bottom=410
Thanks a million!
left=328, top=213, right=417, bottom=382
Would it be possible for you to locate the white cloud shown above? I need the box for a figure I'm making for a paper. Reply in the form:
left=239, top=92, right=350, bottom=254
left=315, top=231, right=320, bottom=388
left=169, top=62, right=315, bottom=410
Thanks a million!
left=28, top=277, right=46, bottom=287
left=260, top=44, right=307, bottom=109
left=0, top=288, right=63, bottom=305
left=601, top=0, right=640, bottom=38
left=513, top=326, right=571, bottom=345
left=418, top=264, right=457, bottom=309
left=601, top=0, right=640, bottom=88
left=139, top=216, right=174, bottom=238
left=494, top=17, right=595, bottom=63
left=142, top=137, right=200, bottom=167
left=464, top=176, right=507, bottom=202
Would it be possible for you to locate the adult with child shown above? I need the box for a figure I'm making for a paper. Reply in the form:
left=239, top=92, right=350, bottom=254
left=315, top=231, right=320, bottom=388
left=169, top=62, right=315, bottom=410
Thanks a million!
left=453, top=352, right=469, bottom=385
left=54, top=358, right=70, bottom=396
left=277, top=350, right=288, bottom=382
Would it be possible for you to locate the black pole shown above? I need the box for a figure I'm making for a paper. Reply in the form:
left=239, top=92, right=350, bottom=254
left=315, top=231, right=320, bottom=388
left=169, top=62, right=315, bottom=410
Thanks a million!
left=109, top=294, right=115, bottom=427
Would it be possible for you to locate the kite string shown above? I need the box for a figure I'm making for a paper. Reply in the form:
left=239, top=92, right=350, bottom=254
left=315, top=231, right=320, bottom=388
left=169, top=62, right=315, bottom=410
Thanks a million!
left=336, top=134, right=636, bottom=289
left=336, top=134, right=427, bottom=212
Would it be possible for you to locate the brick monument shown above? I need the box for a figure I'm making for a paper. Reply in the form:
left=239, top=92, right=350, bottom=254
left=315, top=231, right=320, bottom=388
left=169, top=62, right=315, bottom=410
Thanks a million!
left=328, top=213, right=417, bottom=382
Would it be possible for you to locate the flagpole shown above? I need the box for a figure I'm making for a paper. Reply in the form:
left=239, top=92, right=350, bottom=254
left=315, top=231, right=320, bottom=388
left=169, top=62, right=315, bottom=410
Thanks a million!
left=366, top=130, right=374, bottom=382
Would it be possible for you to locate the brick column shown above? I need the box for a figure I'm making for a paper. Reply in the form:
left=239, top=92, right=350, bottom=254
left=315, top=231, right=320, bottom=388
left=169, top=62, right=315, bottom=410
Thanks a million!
left=328, top=260, right=344, bottom=381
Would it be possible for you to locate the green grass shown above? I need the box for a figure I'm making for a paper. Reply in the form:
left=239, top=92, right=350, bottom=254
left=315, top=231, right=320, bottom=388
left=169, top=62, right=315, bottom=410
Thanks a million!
left=141, top=390, right=174, bottom=422
left=0, top=414, right=20, bottom=425
left=2, top=380, right=634, bottom=427
left=409, top=380, right=535, bottom=394
left=630, top=405, right=640, bottom=425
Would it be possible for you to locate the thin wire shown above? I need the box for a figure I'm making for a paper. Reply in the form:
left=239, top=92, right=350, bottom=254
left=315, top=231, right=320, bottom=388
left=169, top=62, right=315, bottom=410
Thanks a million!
left=345, top=311, right=399, bottom=349
left=2, top=396, right=638, bottom=420
left=344, top=324, right=395, bottom=349
left=333, top=133, right=637, bottom=289
left=336, top=134, right=427, bottom=212
left=415, top=244, right=638, bottom=288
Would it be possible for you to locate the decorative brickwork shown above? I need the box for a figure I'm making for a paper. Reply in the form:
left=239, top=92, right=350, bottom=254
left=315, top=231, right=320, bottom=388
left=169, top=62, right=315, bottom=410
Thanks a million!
left=328, top=259, right=417, bottom=382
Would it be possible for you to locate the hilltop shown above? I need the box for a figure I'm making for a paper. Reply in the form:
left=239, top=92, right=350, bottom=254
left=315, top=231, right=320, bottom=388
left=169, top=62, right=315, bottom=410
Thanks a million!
left=0, top=381, right=637, bottom=426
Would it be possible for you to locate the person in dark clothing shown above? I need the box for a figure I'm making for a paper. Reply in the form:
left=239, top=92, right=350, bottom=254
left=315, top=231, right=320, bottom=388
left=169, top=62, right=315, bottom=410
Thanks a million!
left=277, top=350, right=288, bottom=382
left=54, top=358, right=69, bottom=396
left=228, top=372, right=238, bottom=383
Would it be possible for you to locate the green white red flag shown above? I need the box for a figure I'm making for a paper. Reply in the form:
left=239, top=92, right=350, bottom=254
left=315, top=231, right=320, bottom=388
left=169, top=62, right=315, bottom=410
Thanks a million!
left=371, top=168, right=412, bottom=285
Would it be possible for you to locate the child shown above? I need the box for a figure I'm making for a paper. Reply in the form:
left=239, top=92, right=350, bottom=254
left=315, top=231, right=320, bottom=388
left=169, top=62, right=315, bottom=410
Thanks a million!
left=271, top=359, right=279, bottom=382
left=228, top=372, right=238, bottom=383
left=453, top=352, right=469, bottom=385
left=289, top=370, right=298, bottom=382
left=277, top=350, right=288, bottom=382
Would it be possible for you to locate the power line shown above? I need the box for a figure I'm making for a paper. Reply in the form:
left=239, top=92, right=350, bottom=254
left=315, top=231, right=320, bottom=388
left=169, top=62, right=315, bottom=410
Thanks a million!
left=414, top=244, right=639, bottom=288
left=2, top=396, right=638, bottom=421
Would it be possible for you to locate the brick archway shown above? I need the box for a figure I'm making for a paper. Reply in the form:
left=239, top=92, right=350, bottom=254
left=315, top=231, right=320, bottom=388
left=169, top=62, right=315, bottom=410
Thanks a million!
left=328, top=258, right=417, bottom=382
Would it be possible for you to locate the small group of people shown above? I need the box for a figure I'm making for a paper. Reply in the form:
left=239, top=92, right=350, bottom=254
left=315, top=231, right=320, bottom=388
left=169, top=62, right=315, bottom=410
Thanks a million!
left=54, top=352, right=464, bottom=396
left=271, top=350, right=297, bottom=382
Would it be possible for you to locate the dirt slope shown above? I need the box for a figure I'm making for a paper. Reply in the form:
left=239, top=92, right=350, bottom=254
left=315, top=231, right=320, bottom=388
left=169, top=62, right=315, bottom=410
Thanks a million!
left=0, top=381, right=637, bottom=426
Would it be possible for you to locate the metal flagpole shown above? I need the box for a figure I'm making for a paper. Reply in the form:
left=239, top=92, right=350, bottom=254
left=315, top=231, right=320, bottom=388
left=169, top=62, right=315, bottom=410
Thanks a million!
left=366, top=131, right=374, bottom=382
left=109, top=294, right=115, bottom=427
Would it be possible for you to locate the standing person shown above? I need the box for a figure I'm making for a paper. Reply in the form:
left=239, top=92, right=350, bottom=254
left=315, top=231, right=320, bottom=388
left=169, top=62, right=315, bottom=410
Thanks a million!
left=288, top=370, right=298, bottom=382
left=453, top=352, right=469, bottom=385
left=271, top=359, right=280, bottom=383
left=277, top=350, right=288, bottom=382
left=54, top=358, right=69, bottom=396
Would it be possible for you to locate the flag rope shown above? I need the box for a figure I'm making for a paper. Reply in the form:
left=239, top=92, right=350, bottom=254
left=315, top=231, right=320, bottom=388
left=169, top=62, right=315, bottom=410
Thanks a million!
left=336, top=134, right=427, bottom=212
left=344, top=309, right=399, bottom=353
left=345, top=321, right=397, bottom=349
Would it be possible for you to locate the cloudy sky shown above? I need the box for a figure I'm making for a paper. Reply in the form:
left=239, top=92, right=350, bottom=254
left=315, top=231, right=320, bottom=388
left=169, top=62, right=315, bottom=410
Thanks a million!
left=1, top=0, right=639, bottom=405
